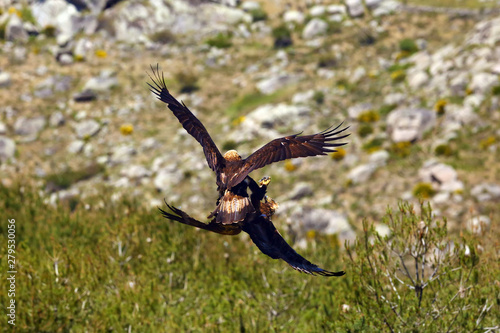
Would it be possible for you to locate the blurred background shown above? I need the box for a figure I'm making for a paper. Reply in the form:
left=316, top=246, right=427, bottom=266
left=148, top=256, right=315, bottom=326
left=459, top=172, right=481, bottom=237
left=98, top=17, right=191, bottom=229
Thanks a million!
left=0, top=0, right=499, bottom=331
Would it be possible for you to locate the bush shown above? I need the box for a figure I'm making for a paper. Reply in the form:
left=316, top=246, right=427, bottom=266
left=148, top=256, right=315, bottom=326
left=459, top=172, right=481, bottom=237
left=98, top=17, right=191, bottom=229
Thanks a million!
left=206, top=32, right=232, bottom=49
left=357, top=110, right=380, bottom=123
left=344, top=202, right=492, bottom=332
left=313, top=90, right=325, bottom=105
left=434, top=144, right=453, bottom=156
left=150, top=29, right=176, bottom=44
left=399, top=38, right=419, bottom=54
left=412, top=182, right=436, bottom=199
left=272, top=25, right=292, bottom=48
left=250, top=8, right=267, bottom=22
left=175, top=70, right=199, bottom=93
left=358, top=124, right=374, bottom=137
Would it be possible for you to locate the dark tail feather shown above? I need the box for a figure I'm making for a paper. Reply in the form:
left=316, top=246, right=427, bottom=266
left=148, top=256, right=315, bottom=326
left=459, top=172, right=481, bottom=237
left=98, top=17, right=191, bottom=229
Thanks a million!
left=242, top=214, right=345, bottom=277
left=159, top=200, right=242, bottom=236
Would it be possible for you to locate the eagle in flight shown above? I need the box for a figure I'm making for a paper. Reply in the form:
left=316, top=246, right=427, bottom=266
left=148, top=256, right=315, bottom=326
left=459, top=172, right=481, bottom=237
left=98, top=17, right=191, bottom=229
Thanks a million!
left=148, top=65, right=349, bottom=225
left=159, top=176, right=345, bottom=276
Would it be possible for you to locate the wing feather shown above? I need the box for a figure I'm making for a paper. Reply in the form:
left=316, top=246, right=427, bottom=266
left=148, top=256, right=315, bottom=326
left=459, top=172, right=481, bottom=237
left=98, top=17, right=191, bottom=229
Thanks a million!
left=226, top=123, right=349, bottom=188
left=148, top=65, right=224, bottom=172
left=242, top=213, right=345, bottom=276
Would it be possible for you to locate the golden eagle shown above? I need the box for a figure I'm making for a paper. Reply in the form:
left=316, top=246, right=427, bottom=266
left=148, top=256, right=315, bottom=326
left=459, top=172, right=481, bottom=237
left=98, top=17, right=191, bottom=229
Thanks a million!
left=148, top=65, right=349, bottom=225
left=159, top=177, right=345, bottom=276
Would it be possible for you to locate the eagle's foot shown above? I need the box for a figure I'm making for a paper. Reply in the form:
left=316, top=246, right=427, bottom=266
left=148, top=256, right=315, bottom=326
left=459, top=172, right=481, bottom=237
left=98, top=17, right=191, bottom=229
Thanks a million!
left=259, top=176, right=271, bottom=187
left=261, top=196, right=279, bottom=217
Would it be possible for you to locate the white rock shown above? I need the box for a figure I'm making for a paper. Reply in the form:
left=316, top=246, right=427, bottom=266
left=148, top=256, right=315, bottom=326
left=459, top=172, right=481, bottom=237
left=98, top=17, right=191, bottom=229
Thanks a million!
left=471, top=183, right=500, bottom=201
left=347, top=164, right=377, bottom=184
left=369, top=150, right=389, bottom=167
left=407, top=70, right=429, bottom=89
left=302, top=18, right=328, bottom=39
left=463, top=94, right=484, bottom=108
left=0, top=122, right=6, bottom=135
left=14, top=116, right=46, bottom=137
left=75, top=119, right=100, bottom=139
left=32, top=0, right=81, bottom=41
left=241, top=1, right=261, bottom=11
left=256, top=73, right=301, bottom=95
left=67, top=140, right=85, bottom=154
left=384, top=93, right=405, bottom=105
left=0, top=72, right=11, bottom=88
left=310, top=5, right=326, bottom=17
left=470, top=72, right=498, bottom=94
left=289, top=208, right=355, bottom=242
left=83, top=70, right=119, bottom=92
left=0, top=136, right=16, bottom=162
left=375, top=224, right=391, bottom=237
left=387, top=108, right=436, bottom=142
left=283, top=10, right=305, bottom=24
left=365, top=0, right=383, bottom=9
left=121, top=164, right=151, bottom=179
left=292, top=90, right=315, bottom=104
left=245, top=103, right=310, bottom=129
left=345, top=0, right=364, bottom=17
left=327, top=5, right=346, bottom=15
left=372, top=0, right=400, bottom=16
left=49, top=112, right=65, bottom=127
left=5, top=14, right=28, bottom=42
left=466, top=216, right=491, bottom=235
left=110, top=145, right=136, bottom=165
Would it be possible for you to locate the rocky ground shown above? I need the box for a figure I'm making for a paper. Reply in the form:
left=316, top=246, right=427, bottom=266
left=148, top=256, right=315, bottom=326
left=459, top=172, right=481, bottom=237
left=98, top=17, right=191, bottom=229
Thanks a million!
left=1, top=0, right=499, bottom=246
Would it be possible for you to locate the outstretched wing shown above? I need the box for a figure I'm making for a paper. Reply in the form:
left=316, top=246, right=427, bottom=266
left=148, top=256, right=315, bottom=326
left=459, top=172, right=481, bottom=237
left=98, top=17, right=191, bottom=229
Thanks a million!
left=226, top=123, right=349, bottom=188
left=148, top=65, right=224, bottom=173
left=242, top=214, right=345, bottom=277
left=159, top=201, right=242, bottom=236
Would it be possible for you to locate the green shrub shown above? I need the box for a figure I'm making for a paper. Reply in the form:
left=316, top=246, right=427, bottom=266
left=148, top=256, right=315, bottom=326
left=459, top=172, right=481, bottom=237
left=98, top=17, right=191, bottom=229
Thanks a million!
left=150, top=29, right=176, bottom=44
left=434, top=144, right=453, bottom=156
left=399, top=38, right=419, bottom=54
left=250, top=8, right=267, bottom=22
left=357, top=110, right=380, bottom=123
left=412, top=182, right=436, bottom=199
left=175, top=70, right=199, bottom=93
left=317, top=54, right=337, bottom=68
left=206, top=32, right=232, bottom=49
left=343, top=202, right=492, bottom=332
left=358, top=124, right=374, bottom=137
left=492, top=84, right=500, bottom=95
left=272, top=25, right=292, bottom=48
left=20, top=7, right=36, bottom=24
left=362, top=137, right=384, bottom=152
left=313, top=90, right=325, bottom=105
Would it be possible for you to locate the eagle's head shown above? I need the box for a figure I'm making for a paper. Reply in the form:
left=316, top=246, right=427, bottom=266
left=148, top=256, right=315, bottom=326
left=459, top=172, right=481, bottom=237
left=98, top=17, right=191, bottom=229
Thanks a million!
left=223, top=150, right=242, bottom=162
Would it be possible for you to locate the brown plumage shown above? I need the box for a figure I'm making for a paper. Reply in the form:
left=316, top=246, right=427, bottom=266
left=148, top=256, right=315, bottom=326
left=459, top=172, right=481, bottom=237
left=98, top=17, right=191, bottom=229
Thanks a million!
left=159, top=201, right=345, bottom=277
left=148, top=65, right=349, bottom=224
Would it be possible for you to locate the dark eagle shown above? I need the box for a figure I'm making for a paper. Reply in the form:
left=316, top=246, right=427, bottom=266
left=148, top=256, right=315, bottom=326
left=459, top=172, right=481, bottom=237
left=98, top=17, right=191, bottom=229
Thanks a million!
left=159, top=177, right=345, bottom=277
left=148, top=65, right=349, bottom=225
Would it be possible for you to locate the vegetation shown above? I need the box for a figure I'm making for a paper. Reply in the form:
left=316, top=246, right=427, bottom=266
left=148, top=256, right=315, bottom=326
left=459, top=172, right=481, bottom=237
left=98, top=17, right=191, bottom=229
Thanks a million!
left=249, top=8, right=268, bottom=22
left=206, top=32, right=233, bottom=49
left=175, top=70, right=199, bottom=93
left=272, top=25, right=293, bottom=49
left=150, top=29, right=176, bottom=44
left=0, top=187, right=497, bottom=331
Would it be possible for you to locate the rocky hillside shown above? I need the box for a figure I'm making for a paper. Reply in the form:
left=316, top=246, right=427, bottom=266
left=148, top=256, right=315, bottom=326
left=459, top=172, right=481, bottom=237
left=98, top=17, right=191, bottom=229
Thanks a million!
left=0, top=0, right=499, bottom=245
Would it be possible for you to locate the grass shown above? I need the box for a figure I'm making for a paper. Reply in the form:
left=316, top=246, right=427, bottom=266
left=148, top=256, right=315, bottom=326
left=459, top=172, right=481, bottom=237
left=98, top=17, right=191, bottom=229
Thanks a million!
left=225, top=90, right=289, bottom=119
left=0, top=186, right=497, bottom=331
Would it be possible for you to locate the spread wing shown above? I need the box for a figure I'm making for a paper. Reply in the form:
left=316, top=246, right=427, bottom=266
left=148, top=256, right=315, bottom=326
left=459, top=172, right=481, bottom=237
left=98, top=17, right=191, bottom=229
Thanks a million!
left=148, top=65, right=224, bottom=173
left=159, top=201, right=242, bottom=236
left=227, top=123, right=350, bottom=188
left=242, top=214, right=345, bottom=277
